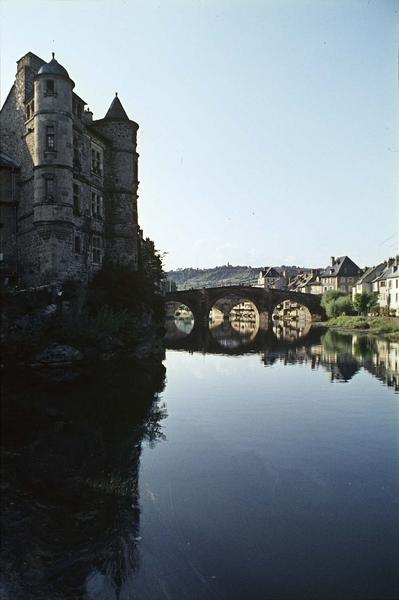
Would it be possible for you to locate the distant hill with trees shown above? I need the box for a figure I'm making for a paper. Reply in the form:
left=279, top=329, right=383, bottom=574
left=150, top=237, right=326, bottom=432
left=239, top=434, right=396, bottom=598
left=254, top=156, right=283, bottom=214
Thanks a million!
left=166, top=264, right=311, bottom=290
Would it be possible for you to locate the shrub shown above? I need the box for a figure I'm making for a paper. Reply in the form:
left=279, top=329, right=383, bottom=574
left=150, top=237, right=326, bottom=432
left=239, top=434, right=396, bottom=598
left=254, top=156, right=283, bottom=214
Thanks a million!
left=321, top=290, right=354, bottom=318
left=87, top=259, right=165, bottom=321
left=353, top=291, right=379, bottom=316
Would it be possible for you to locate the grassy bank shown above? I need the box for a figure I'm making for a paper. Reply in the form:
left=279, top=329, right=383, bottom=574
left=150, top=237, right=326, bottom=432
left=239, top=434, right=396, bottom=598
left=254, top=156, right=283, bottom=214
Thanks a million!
left=324, top=316, right=399, bottom=340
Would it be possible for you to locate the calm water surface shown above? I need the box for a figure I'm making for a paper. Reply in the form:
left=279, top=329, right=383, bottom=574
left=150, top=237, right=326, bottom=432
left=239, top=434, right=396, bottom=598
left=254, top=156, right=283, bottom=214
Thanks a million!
left=1, top=323, right=398, bottom=599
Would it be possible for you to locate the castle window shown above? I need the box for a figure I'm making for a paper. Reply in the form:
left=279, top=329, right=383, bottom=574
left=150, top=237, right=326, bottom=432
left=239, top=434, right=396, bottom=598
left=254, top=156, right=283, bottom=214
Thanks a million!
left=91, top=147, right=103, bottom=176
left=92, top=236, right=102, bottom=264
left=73, top=184, right=80, bottom=215
left=74, top=235, right=81, bottom=254
left=73, top=148, right=81, bottom=171
left=45, top=177, right=54, bottom=201
left=25, top=99, right=34, bottom=121
left=73, top=135, right=81, bottom=171
left=46, top=126, right=55, bottom=151
left=45, top=79, right=55, bottom=96
left=91, top=191, right=103, bottom=218
left=73, top=99, right=83, bottom=119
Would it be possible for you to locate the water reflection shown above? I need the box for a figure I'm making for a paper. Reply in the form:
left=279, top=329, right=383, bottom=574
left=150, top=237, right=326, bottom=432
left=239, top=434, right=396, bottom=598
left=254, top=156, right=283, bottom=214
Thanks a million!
left=165, top=320, right=399, bottom=392
left=210, top=318, right=258, bottom=349
left=272, top=318, right=311, bottom=341
left=1, top=362, right=166, bottom=599
left=164, top=317, right=194, bottom=341
left=2, top=325, right=398, bottom=599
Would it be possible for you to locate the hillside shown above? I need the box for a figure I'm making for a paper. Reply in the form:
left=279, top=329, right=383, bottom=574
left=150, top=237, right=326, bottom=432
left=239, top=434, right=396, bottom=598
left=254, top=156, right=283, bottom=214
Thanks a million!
left=166, top=265, right=311, bottom=290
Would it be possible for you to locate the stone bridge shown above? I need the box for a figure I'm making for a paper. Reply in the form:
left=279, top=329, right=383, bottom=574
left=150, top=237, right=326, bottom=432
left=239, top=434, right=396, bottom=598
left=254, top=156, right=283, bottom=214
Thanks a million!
left=165, top=285, right=325, bottom=326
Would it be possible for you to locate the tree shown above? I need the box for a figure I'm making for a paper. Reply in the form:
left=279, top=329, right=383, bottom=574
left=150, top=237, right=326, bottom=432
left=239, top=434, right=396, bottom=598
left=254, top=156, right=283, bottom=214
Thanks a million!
left=353, top=291, right=379, bottom=316
left=321, top=289, right=354, bottom=318
left=321, top=289, right=345, bottom=310
left=139, top=237, right=166, bottom=292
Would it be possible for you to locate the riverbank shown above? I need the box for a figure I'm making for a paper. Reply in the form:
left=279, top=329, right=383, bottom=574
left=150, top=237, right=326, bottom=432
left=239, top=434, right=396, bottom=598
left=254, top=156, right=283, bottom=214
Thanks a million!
left=0, top=284, right=165, bottom=371
left=319, top=316, right=399, bottom=340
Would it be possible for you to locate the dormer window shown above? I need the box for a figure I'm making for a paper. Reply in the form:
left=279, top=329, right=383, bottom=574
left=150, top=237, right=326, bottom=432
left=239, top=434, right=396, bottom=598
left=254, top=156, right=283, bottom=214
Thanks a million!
left=45, top=79, right=55, bottom=96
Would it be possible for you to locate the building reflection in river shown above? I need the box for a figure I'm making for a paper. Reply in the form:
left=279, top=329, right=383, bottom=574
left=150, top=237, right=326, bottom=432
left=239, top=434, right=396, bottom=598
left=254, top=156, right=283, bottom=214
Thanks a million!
left=1, top=362, right=167, bottom=599
left=2, top=320, right=398, bottom=598
left=164, top=317, right=399, bottom=393
left=209, top=318, right=258, bottom=349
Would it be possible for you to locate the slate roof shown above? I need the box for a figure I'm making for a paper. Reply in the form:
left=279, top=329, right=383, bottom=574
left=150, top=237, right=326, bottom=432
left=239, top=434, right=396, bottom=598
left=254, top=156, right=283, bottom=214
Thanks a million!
left=300, top=272, right=320, bottom=287
left=288, top=270, right=320, bottom=291
left=369, top=259, right=399, bottom=283
left=320, top=256, right=361, bottom=278
left=372, top=265, right=390, bottom=283
left=260, top=267, right=280, bottom=278
left=385, top=264, right=399, bottom=279
left=356, top=262, right=386, bottom=284
left=104, top=93, right=130, bottom=121
left=37, top=53, right=70, bottom=79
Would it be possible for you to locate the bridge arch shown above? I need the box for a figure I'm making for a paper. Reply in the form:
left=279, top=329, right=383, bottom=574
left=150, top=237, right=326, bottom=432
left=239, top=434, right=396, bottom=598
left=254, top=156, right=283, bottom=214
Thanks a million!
left=164, top=287, right=325, bottom=334
left=269, top=290, right=325, bottom=322
left=270, top=297, right=312, bottom=323
left=208, top=291, right=261, bottom=322
left=164, top=299, right=196, bottom=340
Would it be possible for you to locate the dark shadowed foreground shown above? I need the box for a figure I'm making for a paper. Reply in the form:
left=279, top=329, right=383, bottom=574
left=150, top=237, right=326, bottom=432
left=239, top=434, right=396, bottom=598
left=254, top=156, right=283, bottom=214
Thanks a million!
left=1, top=324, right=399, bottom=599
left=1, top=361, right=166, bottom=599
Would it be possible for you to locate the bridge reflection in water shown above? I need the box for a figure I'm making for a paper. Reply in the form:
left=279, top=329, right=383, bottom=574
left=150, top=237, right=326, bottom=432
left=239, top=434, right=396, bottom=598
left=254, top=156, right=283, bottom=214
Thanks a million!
left=164, top=309, right=312, bottom=353
left=164, top=317, right=399, bottom=392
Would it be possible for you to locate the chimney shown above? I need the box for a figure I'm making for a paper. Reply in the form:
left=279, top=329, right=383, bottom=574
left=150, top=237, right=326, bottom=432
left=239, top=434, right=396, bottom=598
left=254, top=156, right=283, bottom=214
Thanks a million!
left=83, top=107, right=93, bottom=124
left=388, top=257, right=395, bottom=267
left=330, top=256, right=335, bottom=267
left=396, top=255, right=399, bottom=267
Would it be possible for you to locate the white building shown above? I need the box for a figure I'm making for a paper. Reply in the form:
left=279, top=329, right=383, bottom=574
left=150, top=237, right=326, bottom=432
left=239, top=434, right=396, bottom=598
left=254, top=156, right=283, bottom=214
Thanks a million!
left=352, top=262, right=386, bottom=299
left=372, top=257, right=399, bottom=315
left=386, top=258, right=399, bottom=316
left=257, top=267, right=286, bottom=290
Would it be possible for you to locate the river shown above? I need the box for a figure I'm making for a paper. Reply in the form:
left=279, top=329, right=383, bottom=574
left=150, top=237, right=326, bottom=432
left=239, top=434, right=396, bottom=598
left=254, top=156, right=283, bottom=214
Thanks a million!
left=1, top=321, right=398, bottom=599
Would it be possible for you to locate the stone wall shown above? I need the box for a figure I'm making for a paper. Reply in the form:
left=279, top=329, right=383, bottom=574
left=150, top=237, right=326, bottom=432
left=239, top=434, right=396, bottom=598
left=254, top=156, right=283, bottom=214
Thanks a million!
left=93, top=119, right=139, bottom=269
left=1, top=52, right=141, bottom=287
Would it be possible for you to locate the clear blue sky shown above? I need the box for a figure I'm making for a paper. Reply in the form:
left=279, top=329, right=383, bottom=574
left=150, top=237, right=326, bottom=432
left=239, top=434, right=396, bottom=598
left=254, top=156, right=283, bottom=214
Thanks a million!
left=1, top=0, right=398, bottom=270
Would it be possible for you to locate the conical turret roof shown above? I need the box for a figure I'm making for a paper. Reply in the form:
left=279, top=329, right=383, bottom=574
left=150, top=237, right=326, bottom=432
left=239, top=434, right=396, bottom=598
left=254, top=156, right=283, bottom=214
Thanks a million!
left=104, top=93, right=130, bottom=121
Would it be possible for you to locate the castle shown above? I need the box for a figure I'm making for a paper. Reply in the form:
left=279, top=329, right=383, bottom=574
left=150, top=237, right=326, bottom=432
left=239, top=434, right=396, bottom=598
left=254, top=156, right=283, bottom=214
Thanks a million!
left=0, top=51, right=140, bottom=287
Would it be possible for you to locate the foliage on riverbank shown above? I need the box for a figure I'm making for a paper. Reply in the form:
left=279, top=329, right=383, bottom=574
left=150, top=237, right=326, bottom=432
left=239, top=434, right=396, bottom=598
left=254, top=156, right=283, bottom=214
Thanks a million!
left=1, top=254, right=167, bottom=367
left=321, top=289, right=354, bottom=318
left=325, top=316, right=399, bottom=339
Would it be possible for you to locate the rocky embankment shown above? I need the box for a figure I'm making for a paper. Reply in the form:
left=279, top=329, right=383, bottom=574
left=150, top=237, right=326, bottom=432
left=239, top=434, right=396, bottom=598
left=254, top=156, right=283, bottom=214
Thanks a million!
left=1, top=286, right=165, bottom=372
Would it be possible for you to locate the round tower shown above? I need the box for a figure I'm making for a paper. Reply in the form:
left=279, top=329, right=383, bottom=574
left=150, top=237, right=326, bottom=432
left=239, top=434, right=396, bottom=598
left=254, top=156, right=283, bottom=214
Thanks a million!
left=32, top=53, right=75, bottom=282
left=94, top=93, right=139, bottom=269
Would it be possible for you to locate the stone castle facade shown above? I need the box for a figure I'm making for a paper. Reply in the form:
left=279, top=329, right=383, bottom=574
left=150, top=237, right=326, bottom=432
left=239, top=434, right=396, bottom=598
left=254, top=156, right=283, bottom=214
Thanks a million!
left=0, top=51, right=140, bottom=286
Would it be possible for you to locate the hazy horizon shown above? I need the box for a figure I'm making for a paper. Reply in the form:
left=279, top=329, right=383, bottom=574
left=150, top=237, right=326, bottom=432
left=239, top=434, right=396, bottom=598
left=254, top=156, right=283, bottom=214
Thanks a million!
left=1, top=0, right=398, bottom=270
